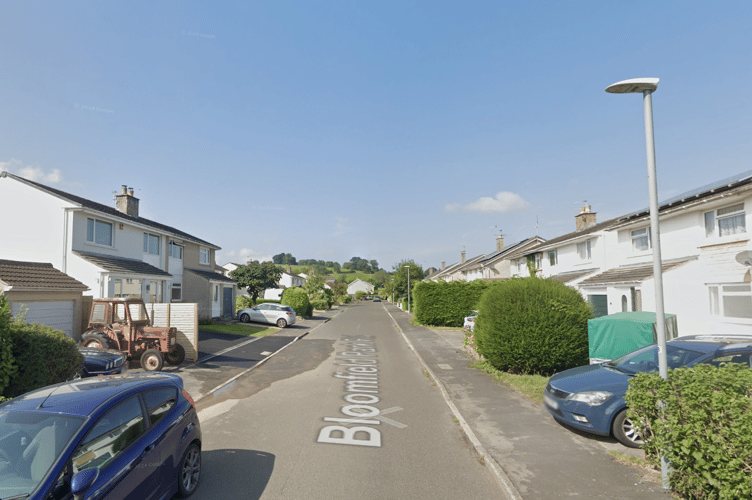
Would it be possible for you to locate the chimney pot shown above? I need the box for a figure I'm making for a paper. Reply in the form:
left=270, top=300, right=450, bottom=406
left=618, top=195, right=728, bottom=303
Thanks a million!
left=128, top=187, right=134, bottom=196
left=121, top=185, right=127, bottom=195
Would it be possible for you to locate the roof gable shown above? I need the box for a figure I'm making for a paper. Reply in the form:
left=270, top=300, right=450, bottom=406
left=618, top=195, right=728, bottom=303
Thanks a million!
left=0, top=259, right=89, bottom=290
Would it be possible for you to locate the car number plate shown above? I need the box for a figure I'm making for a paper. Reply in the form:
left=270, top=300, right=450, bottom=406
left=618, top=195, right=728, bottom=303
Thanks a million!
left=543, top=393, right=559, bottom=410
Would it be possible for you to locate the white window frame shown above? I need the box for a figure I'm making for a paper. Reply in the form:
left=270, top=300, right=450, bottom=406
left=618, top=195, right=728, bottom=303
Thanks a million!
left=548, top=249, right=558, bottom=267
left=143, top=233, right=160, bottom=255
left=86, top=218, right=113, bottom=247
left=200, top=247, right=210, bottom=265
left=709, top=283, right=752, bottom=321
left=631, top=227, right=652, bottom=253
left=705, top=203, right=746, bottom=238
left=171, top=283, right=182, bottom=302
left=577, top=240, right=592, bottom=261
left=169, top=241, right=183, bottom=260
left=213, top=285, right=220, bottom=303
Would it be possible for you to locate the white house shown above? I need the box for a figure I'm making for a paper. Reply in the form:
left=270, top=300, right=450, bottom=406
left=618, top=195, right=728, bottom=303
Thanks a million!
left=347, top=279, right=374, bottom=296
left=0, top=173, right=236, bottom=320
left=463, top=235, right=546, bottom=282
left=262, top=270, right=307, bottom=300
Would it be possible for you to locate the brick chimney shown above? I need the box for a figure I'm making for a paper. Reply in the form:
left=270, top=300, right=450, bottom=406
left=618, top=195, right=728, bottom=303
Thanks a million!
left=441, top=261, right=446, bottom=270
left=461, top=250, right=466, bottom=263
left=115, top=185, right=139, bottom=217
left=575, top=205, right=596, bottom=231
left=496, top=235, right=505, bottom=251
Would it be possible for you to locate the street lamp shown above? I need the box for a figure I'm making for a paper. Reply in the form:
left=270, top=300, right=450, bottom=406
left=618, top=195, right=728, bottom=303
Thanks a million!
left=404, top=265, right=411, bottom=314
left=606, top=77, right=669, bottom=488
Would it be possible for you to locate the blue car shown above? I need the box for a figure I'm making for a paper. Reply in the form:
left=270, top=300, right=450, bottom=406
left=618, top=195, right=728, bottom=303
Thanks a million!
left=0, top=373, right=201, bottom=499
left=77, top=348, right=128, bottom=378
left=544, top=335, right=752, bottom=448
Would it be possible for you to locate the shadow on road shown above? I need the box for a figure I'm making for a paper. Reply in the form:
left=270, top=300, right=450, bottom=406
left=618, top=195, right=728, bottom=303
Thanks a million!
left=194, top=449, right=275, bottom=499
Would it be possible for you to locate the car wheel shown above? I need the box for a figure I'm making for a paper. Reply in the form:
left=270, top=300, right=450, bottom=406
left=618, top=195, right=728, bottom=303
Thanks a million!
left=80, top=332, right=113, bottom=349
left=165, top=344, right=186, bottom=365
left=239, top=313, right=250, bottom=323
left=140, top=349, right=164, bottom=372
left=612, top=408, right=644, bottom=448
left=177, top=443, right=201, bottom=497
left=276, top=318, right=287, bottom=328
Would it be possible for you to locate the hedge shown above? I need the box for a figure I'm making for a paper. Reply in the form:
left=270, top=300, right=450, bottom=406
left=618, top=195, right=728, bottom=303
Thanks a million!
left=474, top=278, right=591, bottom=374
left=281, top=288, right=311, bottom=318
left=626, top=364, right=752, bottom=499
left=412, top=280, right=489, bottom=327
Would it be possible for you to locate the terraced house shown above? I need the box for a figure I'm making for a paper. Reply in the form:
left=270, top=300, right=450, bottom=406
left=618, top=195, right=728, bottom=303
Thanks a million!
left=0, top=172, right=236, bottom=323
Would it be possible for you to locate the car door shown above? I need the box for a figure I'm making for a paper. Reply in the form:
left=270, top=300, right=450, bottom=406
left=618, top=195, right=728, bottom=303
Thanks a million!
left=252, top=304, right=272, bottom=324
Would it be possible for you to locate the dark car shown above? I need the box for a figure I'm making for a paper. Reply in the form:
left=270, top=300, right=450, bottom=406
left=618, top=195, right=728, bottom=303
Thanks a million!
left=0, top=373, right=202, bottom=499
left=77, top=347, right=128, bottom=378
left=544, top=335, right=752, bottom=448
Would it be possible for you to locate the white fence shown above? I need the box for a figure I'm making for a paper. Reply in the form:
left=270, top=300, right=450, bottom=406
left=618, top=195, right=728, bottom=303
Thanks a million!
left=146, top=303, right=199, bottom=362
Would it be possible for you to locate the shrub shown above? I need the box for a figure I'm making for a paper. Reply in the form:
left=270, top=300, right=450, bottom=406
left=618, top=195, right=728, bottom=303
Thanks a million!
left=311, top=297, right=330, bottom=310
left=413, top=280, right=489, bottom=327
left=355, top=291, right=367, bottom=300
left=281, top=287, right=311, bottom=318
left=236, top=296, right=253, bottom=311
left=626, top=364, right=752, bottom=499
left=0, top=297, right=17, bottom=395
left=474, top=278, right=591, bottom=375
left=5, top=321, right=83, bottom=398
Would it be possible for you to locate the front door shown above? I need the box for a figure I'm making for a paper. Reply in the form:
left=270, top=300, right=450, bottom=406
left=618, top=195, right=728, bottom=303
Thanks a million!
left=223, top=287, right=233, bottom=317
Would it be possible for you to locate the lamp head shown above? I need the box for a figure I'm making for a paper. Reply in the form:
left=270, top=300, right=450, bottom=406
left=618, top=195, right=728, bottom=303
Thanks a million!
left=606, top=78, right=659, bottom=94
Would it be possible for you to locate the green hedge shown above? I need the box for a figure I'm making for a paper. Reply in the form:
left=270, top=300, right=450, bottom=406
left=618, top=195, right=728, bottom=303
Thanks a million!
left=626, top=364, right=752, bottom=499
left=5, top=322, right=83, bottom=398
left=474, top=278, right=591, bottom=375
left=281, top=288, right=311, bottom=318
left=412, top=280, right=489, bottom=327
left=0, top=298, right=17, bottom=396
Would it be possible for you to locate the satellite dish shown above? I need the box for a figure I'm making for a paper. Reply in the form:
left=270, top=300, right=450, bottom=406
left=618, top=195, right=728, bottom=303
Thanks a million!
left=735, top=251, right=752, bottom=266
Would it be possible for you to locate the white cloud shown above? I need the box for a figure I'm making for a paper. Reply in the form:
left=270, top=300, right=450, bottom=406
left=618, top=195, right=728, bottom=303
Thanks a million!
left=445, top=192, right=531, bottom=213
left=0, top=158, right=64, bottom=184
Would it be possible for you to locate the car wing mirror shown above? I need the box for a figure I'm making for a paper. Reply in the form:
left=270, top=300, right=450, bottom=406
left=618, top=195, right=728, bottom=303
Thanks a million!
left=72, top=467, right=99, bottom=500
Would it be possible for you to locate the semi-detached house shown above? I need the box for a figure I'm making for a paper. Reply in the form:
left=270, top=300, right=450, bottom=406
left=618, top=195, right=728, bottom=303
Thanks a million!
left=0, top=173, right=236, bottom=322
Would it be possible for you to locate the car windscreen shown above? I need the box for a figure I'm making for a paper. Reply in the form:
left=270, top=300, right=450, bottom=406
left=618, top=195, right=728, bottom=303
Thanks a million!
left=605, top=344, right=706, bottom=375
left=0, top=411, right=85, bottom=498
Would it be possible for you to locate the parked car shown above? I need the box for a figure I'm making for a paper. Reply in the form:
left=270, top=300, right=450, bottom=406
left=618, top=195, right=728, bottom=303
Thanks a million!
left=76, top=347, right=128, bottom=378
left=373, top=296, right=381, bottom=302
left=238, top=303, right=297, bottom=327
left=544, top=335, right=752, bottom=448
left=463, top=311, right=478, bottom=332
left=0, top=373, right=202, bottom=499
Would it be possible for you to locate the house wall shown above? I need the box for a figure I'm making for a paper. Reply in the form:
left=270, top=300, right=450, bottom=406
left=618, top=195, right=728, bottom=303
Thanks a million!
left=0, top=178, right=70, bottom=267
left=347, top=280, right=374, bottom=295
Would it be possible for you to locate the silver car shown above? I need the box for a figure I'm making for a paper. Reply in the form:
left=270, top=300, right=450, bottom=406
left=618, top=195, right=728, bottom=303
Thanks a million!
left=238, top=303, right=297, bottom=328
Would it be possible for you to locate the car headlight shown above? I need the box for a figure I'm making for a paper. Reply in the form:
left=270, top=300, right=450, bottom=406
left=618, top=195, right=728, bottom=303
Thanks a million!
left=566, top=391, right=612, bottom=406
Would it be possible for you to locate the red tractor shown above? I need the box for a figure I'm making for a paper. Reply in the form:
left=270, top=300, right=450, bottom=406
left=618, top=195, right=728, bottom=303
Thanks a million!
left=80, top=298, right=185, bottom=372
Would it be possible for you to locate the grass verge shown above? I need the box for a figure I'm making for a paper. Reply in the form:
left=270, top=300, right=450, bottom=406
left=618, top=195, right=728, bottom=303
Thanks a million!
left=468, top=359, right=548, bottom=405
left=198, top=323, right=276, bottom=337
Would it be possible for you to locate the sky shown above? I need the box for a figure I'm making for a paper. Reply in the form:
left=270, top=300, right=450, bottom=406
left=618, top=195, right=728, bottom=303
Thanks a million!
left=2, top=1, right=752, bottom=272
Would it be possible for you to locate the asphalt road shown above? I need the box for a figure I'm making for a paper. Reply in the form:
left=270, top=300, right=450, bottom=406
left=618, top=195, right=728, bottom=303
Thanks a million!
left=190, top=302, right=500, bottom=499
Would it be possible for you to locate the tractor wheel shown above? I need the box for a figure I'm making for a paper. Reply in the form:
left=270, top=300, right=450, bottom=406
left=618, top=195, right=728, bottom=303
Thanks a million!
left=140, top=349, right=164, bottom=372
left=165, top=344, right=186, bottom=366
left=80, top=332, right=113, bottom=349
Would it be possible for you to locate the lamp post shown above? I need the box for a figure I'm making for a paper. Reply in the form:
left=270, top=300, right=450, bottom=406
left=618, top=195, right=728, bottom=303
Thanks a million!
left=404, top=265, right=411, bottom=314
left=606, top=77, right=669, bottom=488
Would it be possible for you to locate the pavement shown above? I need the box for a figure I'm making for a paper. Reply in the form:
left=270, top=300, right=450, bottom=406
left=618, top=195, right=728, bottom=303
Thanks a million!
left=383, top=303, right=671, bottom=500
left=151, top=303, right=670, bottom=499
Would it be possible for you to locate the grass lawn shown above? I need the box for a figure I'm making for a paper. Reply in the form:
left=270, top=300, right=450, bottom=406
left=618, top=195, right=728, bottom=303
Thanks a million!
left=198, top=323, right=277, bottom=337
left=468, top=359, right=549, bottom=405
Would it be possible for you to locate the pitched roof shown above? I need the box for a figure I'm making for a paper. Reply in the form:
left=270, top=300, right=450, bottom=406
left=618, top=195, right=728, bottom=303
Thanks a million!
left=1, top=172, right=219, bottom=249
left=578, top=258, right=694, bottom=287
left=0, top=259, right=88, bottom=290
left=186, top=268, right=237, bottom=283
left=470, top=237, right=546, bottom=269
left=74, top=251, right=172, bottom=277
left=549, top=268, right=600, bottom=284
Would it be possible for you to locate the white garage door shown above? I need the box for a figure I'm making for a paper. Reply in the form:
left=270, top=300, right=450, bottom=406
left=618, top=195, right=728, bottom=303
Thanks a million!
left=12, top=301, right=75, bottom=337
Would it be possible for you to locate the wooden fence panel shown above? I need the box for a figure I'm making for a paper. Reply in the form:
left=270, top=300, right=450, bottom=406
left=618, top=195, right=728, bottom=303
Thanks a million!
left=147, top=303, right=199, bottom=362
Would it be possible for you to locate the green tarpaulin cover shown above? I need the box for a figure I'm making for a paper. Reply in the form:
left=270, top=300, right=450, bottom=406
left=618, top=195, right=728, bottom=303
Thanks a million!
left=588, top=311, right=678, bottom=362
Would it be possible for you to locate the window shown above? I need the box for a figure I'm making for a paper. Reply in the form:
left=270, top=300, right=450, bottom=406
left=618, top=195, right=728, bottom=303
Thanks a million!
left=86, top=218, right=113, bottom=246
left=200, top=247, right=210, bottom=265
left=169, top=241, right=183, bottom=259
left=90, top=303, right=107, bottom=323
left=171, top=283, right=182, bottom=301
left=534, top=253, right=541, bottom=270
left=72, top=396, right=145, bottom=474
left=143, top=233, right=160, bottom=255
left=548, top=250, right=558, bottom=267
left=631, top=228, right=651, bottom=252
left=577, top=240, right=591, bottom=261
left=213, top=285, right=219, bottom=302
left=709, top=284, right=752, bottom=320
left=705, top=203, right=746, bottom=237
left=143, top=387, right=177, bottom=426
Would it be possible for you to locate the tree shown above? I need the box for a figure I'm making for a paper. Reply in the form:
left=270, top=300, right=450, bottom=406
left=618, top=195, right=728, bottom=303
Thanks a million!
left=304, top=271, right=326, bottom=297
left=369, top=260, right=379, bottom=272
left=372, top=270, right=389, bottom=288
left=229, top=261, right=283, bottom=304
left=391, top=260, right=425, bottom=304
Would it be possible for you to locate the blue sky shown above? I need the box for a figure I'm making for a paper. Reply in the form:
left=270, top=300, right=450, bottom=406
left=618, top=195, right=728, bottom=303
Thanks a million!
left=2, top=1, right=752, bottom=271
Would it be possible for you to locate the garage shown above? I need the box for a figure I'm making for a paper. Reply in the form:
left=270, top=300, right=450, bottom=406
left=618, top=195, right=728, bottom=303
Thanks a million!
left=11, top=300, right=75, bottom=337
left=0, top=259, right=89, bottom=339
